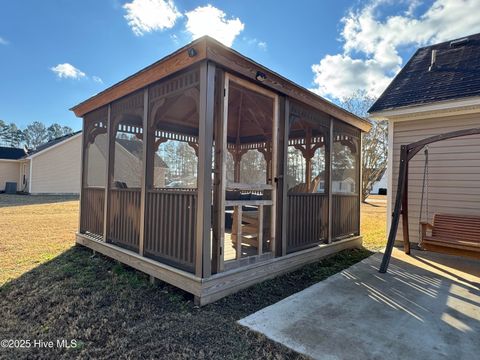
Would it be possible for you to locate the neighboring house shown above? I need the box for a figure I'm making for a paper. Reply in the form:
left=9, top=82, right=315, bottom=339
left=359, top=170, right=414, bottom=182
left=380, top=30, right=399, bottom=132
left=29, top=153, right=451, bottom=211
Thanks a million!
left=27, top=132, right=83, bottom=194
left=370, top=170, right=388, bottom=194
left=332, top=177, right=356, bottom=194
left=1, top=132, right=168, bottom=195
left=369, top=33, right=480, bottom=245
left=85, top=135, right=168, bottom=189
left=0, top=147, right=29, bottom=192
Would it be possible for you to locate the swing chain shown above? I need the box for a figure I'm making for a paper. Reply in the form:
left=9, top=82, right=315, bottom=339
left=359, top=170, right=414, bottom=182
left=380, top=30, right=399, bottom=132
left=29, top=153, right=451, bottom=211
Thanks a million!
left=418, top=146, right=429, bottom=244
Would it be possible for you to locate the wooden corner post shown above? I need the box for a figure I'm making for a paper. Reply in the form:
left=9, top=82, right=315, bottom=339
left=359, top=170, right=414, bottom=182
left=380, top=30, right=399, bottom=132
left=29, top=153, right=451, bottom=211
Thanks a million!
left=327, top=118, right=334, bottom=243
left=212, top=69, right=226, bottom=273
left=195, top=61, right=216, bottom=278
left=280, top=97, right=289, bottom=256
left=103, top=105, right=113, bottom=242
left=138, top=87, right=149, bottom=256
left=78, top=117, right=86, bottom=233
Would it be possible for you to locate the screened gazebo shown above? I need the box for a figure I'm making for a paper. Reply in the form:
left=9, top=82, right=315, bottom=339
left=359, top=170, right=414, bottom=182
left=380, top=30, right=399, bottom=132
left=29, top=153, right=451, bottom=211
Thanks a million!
left=72, top=36, right=371, bottom=305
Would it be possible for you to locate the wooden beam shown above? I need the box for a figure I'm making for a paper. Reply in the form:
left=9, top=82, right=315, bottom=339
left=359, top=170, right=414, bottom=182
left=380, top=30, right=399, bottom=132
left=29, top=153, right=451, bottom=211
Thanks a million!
left=327, top=118, right=333, bottom=243
left=212, top=69, right=226, bottom=274
left=270, top=94, right=279, bottom=256
left=103, top=105, right=113, bottom=242
left=71, top=39, right=208, bottom=117
left=78, top=117, right=86, bottom=233
left=225, top=200, right=273, bottom=206
left=407, top=127, right=480, bottom=160
left=205, top=39, right=371, bottom=132
left=280, top=98, right=289, bottom=256
left=138, top=88, right=149, bottom=256
left=236, top=206, right=242, bottom=260
left=226, top=182, right=273, bottom=191
left=199, top=235, right=362, bottom=306
left=402, top=159, right=410, bottom=254
left=357, top=132, right=362, bottom=237
left=258, top=205, right=264, bottom=256
left=195, top=61, right=215, bottom=278
left=379, top=145, right=408, bottom=273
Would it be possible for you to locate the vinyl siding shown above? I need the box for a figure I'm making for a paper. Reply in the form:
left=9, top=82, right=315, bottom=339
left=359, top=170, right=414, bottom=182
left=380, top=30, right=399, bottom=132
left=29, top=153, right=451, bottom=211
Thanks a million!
left=0, top=160, right=20, bottom=191
left=391, top=113, right=480, bottom=243
left=30, top=135, right=82, bottom=194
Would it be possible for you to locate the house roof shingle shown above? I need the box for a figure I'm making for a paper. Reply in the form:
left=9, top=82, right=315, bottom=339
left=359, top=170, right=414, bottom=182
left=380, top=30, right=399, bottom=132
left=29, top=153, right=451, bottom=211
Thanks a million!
left=369, top=33, right=480, bottom=113
left=0, top=146, right=27, bottom=160
left=28, top=131, right=82, bottom=157
left=116, top=138, right=168, bottom=168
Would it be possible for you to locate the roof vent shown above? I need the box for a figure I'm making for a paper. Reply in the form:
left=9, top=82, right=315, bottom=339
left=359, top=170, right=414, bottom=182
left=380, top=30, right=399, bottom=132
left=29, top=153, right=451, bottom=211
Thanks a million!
left=450, top=37, right=469, bottom=47
left=429, top=49, right=437, bottom=71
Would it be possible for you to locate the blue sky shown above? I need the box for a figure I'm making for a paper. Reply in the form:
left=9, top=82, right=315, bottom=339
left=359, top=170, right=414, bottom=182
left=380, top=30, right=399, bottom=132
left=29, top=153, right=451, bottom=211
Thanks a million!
left=1, top=0, right=479, bottom=131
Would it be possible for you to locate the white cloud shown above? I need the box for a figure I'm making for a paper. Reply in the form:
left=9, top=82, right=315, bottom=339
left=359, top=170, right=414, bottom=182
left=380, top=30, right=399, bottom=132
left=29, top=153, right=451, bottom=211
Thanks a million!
left=92, top=76, right=103, bottom=84
left=0, top=36, right=8, bottom=45
left=124, top=0, right=181, bottom=36
left=257, top=41, right=267, bottom=50
left=311, top=0, right=480, bottom=100
left=243, top=37, right=268, bottom=50
left=185, top=5, right=244, bottom=47
left=50, top=63, right=86, bottom=79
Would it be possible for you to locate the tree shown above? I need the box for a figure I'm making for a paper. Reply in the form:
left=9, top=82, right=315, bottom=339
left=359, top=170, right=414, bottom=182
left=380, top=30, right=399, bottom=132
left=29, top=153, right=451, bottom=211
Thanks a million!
left=5, top=123, right=24, bottom=147
left=0, top=121, right=24, bottom=147
left=47, top=123, right=73, bottom=141
left=23, top=121, right=48, bottom=149
left=340, top=90, right=387, bottom=202
left=0, top=120, right=8, bottom=146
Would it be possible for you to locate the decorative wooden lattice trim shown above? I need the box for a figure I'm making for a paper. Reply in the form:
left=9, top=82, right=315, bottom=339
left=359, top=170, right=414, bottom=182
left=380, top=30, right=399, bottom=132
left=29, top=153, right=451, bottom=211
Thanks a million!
left=334, top=120, right=361, bottom=139
left=111, top=91, right=144, bottom=118
left=117, top=123, right=143, bottom=135
left=288, top=135, right=325, bottom=147
left=290, top=101, right=329, bottom=128
left=84, top=107, right=108, bottom=146
left=154, top=130, right=198, bottom=144
left=227, top=141, right=271, bottom=151
left=149, top=69, right=200, bottom=102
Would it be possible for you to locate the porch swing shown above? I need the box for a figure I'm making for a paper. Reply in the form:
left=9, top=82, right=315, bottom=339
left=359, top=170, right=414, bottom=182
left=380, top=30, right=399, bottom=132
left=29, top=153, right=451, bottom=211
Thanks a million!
left=417, top=146, right=480, bottom=258
left=380, top=128, right=480, bottom=273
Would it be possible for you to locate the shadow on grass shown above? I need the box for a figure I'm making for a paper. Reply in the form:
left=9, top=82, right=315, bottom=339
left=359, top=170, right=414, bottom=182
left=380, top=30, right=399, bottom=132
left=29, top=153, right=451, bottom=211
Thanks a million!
left=0, top=194, right=79, bottom=208
left=0, top=245, right=373, bottom=359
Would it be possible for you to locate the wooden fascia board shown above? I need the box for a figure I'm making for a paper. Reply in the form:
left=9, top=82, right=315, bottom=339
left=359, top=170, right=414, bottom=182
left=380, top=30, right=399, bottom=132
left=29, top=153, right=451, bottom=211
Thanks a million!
left=71, top=38, right=208, bottom=117
left=204, top=39, right=371, bottom=133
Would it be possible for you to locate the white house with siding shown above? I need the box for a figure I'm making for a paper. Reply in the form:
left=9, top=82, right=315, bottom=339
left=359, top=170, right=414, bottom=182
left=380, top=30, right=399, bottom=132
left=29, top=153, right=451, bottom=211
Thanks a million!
left=369, top=33, right=480, bottom=246
left=1, top=131, right=167, bottom=195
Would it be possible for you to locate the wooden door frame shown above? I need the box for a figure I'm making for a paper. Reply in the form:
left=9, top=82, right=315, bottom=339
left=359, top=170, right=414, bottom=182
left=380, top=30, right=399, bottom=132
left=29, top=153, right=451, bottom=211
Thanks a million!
left=219, top=72, right=280, bottom=270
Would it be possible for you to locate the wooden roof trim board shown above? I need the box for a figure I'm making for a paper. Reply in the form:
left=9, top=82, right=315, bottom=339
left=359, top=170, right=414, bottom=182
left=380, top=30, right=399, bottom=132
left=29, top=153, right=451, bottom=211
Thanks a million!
left=71, top=36, right=371, bottom=132
left=71, top=38, right=208, bottom=117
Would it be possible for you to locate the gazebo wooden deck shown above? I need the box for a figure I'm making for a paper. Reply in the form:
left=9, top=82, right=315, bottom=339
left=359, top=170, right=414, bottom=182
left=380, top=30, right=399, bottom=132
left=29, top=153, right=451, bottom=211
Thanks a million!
left=72, top=36, right=371, bottom=305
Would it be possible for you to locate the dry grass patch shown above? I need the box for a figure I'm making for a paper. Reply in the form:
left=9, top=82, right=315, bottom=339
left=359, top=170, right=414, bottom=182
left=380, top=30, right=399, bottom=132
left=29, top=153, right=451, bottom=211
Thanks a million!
left=0, top=194, right=78, bottom=285
left=361, top=195, right=387, bottom=251
left=0, top=193, right=387, bottom=358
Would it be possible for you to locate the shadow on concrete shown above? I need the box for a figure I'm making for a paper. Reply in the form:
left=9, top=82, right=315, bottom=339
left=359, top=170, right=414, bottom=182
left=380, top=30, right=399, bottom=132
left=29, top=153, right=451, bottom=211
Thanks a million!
left=239, top=248, right=480, bottom=360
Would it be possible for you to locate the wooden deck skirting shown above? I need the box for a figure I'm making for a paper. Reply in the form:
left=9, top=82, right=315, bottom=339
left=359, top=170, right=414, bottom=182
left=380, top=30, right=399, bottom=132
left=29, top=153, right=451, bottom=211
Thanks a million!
left=76, top=232, right=362, bottom=305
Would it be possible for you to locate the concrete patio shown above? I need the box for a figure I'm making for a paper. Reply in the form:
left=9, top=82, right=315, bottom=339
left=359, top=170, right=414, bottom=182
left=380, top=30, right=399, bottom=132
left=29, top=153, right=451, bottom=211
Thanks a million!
left=239, top=248, right=480, bottom=360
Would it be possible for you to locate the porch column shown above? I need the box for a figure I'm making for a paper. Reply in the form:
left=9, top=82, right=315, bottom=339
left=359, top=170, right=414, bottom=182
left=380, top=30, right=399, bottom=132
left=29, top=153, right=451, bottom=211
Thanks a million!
left=212, top=69, right=226, bottom=273
left=78, top=118, right=86, bottom=232
left=327, top=118, right=333, bottom=243
left=103, top=105, right=113, bottom=242
left=280, top=97, right=289, bottom=256
left=195, top=61, right=216, bottom=278
left=305, top=128, right=312, bottom=191
left=358, top=132, right=363, bottom=238
left=138, top=88, right=149, bottom=256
